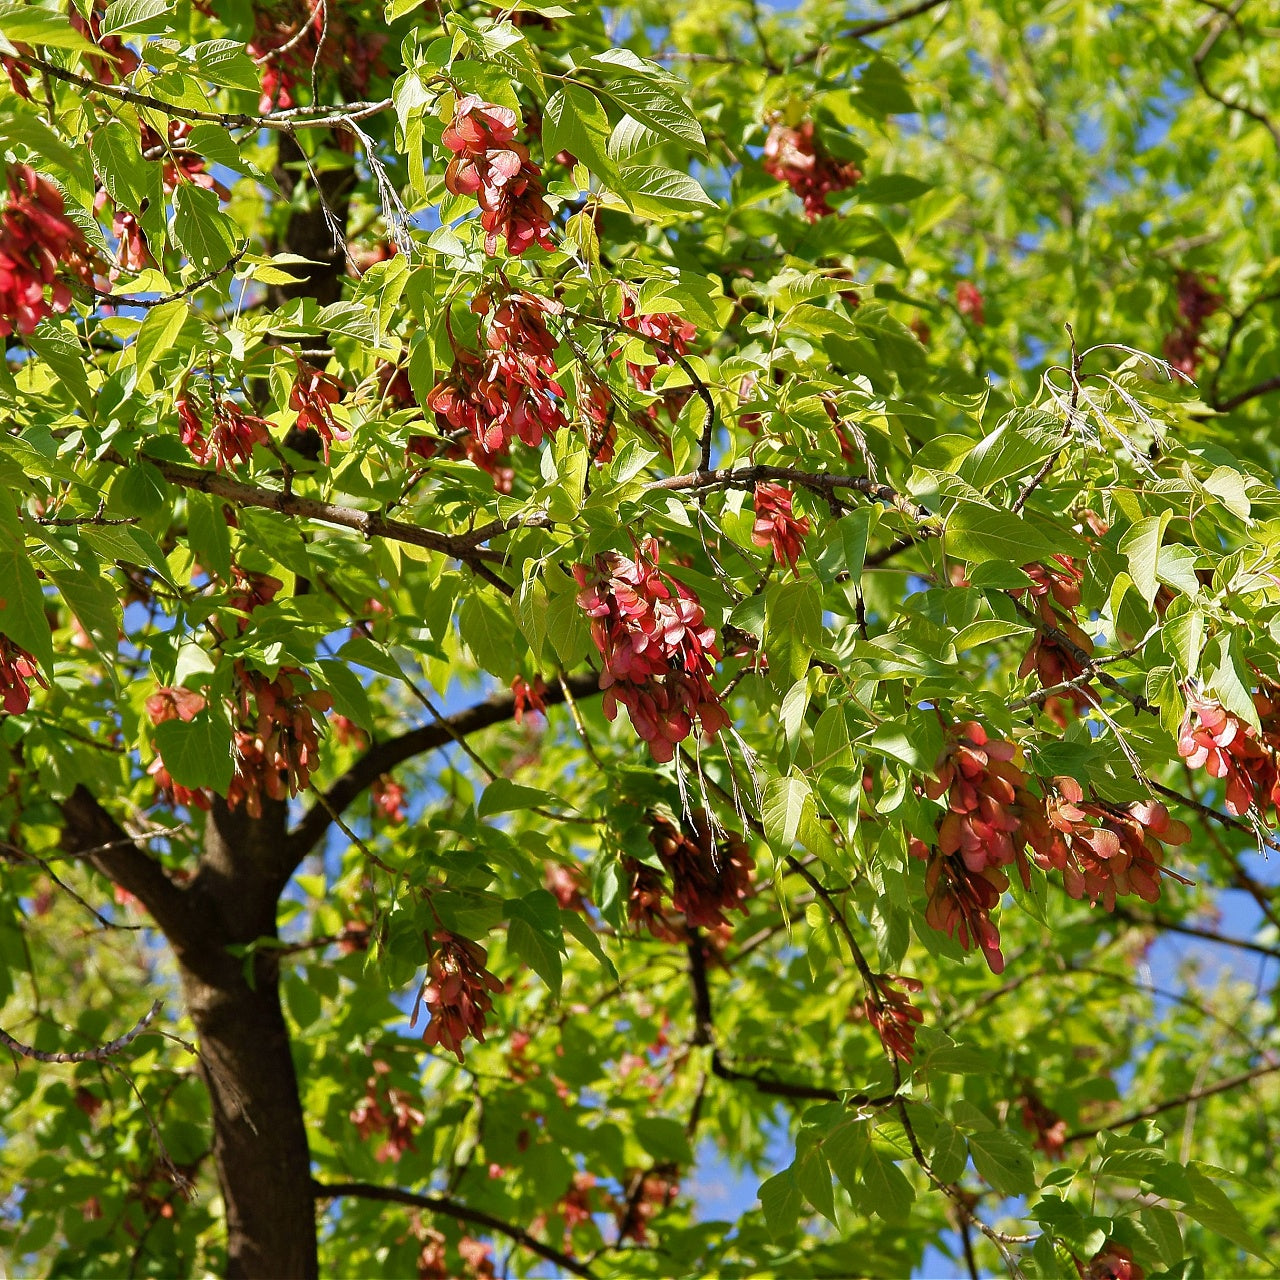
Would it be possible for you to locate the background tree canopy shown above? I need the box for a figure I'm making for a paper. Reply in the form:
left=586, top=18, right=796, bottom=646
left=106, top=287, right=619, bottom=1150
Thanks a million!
left=0, top=0, right=1279, bottom=1276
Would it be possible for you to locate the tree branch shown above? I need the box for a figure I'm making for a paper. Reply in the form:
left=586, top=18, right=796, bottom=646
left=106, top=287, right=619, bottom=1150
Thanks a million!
left=1063, top=1059, right=1280, bottom=1143
left=1008, top=597, right=1151, bottom=715
left=1209, top=372, right=1280, bottom=414
left=1, top=839, right=142, bottom=932
left=0, top=999, right=162, bottom=1064
left=562, top=309, right=719, bottom=471
left=645, top=464, right=937, bottom=526
left=107, top=451, right=506, bottom=576
left=686, top=936, right=894, bottom=1104
left=796, top=0, right=952, bottom=63
left=1206, top=287, right=1280, bottom=408
left=1189, top=1, right=1280, bottom=154
left=59, top=785, right=198, bottom=946
left=1147, top=778, right=1280, bottom=858
left=89, top=242, right=251, bottom=309
left=459, top=464, right=940, bottom=549
left=1111, top=908, right=1280, bottom=961
left=285, top=672, right=602, bottom=865
left=311, top=1181, right=598, bottom=1279
left=21, top=52, right=392, bottom=134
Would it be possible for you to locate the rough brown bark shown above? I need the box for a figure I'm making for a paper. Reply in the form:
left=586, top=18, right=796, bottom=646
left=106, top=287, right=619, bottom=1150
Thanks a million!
left=182, top=797, right=318, bottom=1280
left=182, top=970, right=316, bottom=1279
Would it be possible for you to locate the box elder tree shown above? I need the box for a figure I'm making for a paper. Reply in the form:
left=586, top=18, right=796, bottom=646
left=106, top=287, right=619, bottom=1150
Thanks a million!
left=0, top=0, right=1279, bottom=1276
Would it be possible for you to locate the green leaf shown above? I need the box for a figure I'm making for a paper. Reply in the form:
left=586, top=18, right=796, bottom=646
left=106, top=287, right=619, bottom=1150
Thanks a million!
left=854, top=56, right=917, bottom=115
left=594, top=75, right=705, bottom=152
left=780, top=677, right=810, bottom=750
left=762, top=774, right=812, bottom=850
left=946, top=501, right=1069, bottom=566
left=1181, top=1164, right=1270, bottom=1260
left=100, top=0, right=172, bottom=36
left=316, top=659, right=375, bottom=732
left=956, top=410, right=1062, bottom=493
left=543, top=83, right=621, bottom=188
left=758, top=1167, right=803, bottom=1240
left=134, top=300, right=192, bottom=384
left=1119, top=513, right=1171, bottom=607
left=794, top=1139, right=836, bottom=1223
left=823, top=1117, right=869, bottom=1193
left=512, top=578, right=549, bottom=662
left=952, top=618, right=1034, bottom=649
left=855, top=173, right=933, bottom=203
left=1203, top=465, right=1251, bottom=519
left=185, top=492, right=231, bottom=583
left=1163, top=610, right=1204, bottom=679
left=153, top=710, right=234, bottom=793
left=108, top=462, right=167, bottom=518
left=26, top=322, right=93, bottom=416
left=634, top=1116, right=694, bottom=1165
left=929, top=1118, right=969, bottom=1184
left=840, top=507, right=875, bottom=584
left=869, top=716, right=943, bottom=772
left=393, top=67, right=436, bottom=137
left=968, top=1128, right=1036, bottom=1196
left=79, top=523, right=178, bottom=589
left=0, top=103, right=79, bottom=171
left=563, top=208, right=600, bottom=265
left=1155, top=543, right=1200, bottom=598
left=560, top=910, right=617, bottom=982
left=608, top=114, right=659, bottom=161
left=0, top=3, right=97, bottom=49
left=859, top=1146, right=914, bottom=1223
left=1141, top=1205, right=1183, bottom=1269
left=89, top=121, right=149, bottom=211
left=914, top=1031, right=990, bottom=1075
left=478, top=778, right=559, bottom=818
left=0, top=491, right=54, bottom=674
left=459, top=590, right=519, bottom=679
left=505, top=892, right=564, bottom=996
left=171, top=184, right=239, bottom=271
left=1210, top=632, right=1261, bottom=732
left=545, top=589, right=592, bottom=668
left=48, top=569, right=120, bottom=667
left=767, top=579, right=822, bottom=640
left=616, top=164, right=716, bottom=216
left=1030, top=1232, right=1079, bottom=1279
left=284, top=972, right=322, bottom=1029
left=190, top=39, right=261, bottom=92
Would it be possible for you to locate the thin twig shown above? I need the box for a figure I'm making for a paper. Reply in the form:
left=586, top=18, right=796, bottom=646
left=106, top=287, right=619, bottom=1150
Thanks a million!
left=0, top=1000, right=162, bottom=1063
left=796, top=0, right=952, bottom=63
left=21, top=53, right=393, bottom=133
left=1210, top=372, right=1280, bottom=414
left=1012, top=323, right=1080, bottom=513
left=1190, top=0, right=1280, bottom=153
left=1, top=842, right=143, bottom=932
left=312, top=1180, right=598, bottom=1279
left=90, top=242, right=251, bottom=308
left=1063, top=1059, right=1280, bottom=1143
left=102, top=449, right=506, bottom=573
left=1112, top=908, right=1280, bottom=960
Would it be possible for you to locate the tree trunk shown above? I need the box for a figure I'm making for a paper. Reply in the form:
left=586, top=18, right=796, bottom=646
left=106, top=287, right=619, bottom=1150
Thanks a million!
left=182, top=965, right=317, bottom=1279
left=179, top=797, right=318, bottom=1279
